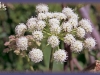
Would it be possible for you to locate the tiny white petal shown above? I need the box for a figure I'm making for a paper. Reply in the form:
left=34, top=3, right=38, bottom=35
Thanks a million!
left=68, top=19, right=78, bottom=28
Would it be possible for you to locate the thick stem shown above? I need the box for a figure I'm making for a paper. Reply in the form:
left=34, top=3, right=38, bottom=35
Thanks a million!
left=49, top=48, right=54, bottom=71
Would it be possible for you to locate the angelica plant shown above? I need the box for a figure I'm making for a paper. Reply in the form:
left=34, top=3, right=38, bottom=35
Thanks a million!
left=4, top=3, right=96, bottom=71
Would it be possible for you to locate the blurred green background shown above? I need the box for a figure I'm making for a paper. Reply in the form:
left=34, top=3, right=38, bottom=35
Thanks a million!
left=0, top=3, right=100, bottom=72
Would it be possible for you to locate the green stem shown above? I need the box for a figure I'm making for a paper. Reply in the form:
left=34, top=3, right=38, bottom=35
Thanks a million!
left=26, top=55, right=34, bottom=71
left=49, top=48, right=54, bottom=71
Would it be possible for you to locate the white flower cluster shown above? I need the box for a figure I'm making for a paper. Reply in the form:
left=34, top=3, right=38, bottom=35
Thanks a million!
left=29, top=48, right=43, bottom=63
left=16, top=37, right=28, bottom=50
left=53, top=49, right=68, bottom=63
left=14, top=3, right=96, bottom=64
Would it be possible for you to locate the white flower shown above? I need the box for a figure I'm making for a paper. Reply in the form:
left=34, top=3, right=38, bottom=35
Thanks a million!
left=29, top=48, right=43, bottom=63
left=52, top=12, right=60, bottom=18
left=45, top=12, right=53, bottom=18
left=26, top=17, right=37, bottom=32
left=32, top=31, right=43, bottom=41
left=15, top=23, right=27, bottom=36
left=16, top=37, right=28, bottom=50
left=36, top=3, right=48, bottom=13
left=84, top=37, right=96, bottom=49
left=62, top=7, right=73, bottom=15
left=49, top=18, right=60, bottom=26
left=37, top=13, right=47, bottom=20
left=76, top=27, right=85, bottom=38
left=50, top=24, right=61, bottom=35
left=61, top=22, right=72, bottom=32
left=36, top=20, right=46, bottom=31
left=68, top=19, right=78, bottom=28
left=53, top=49, right=68, bottom=63
left=47, top=35, right=59, bottom=48
left=79, top=19, right=92, bottom=33
left=57, top=13, right=67, bottom=20
left=68, top=13, right=79, bottom=20
left=70, top=40, right=83, bottom=53
left=64, top=34, right=75, bottom=45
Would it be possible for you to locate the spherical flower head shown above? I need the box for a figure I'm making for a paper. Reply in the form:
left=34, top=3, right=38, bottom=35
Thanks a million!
left=62, top=7, right=73, bottom=15
left=37, top=13, right=47, bottom=20
left=50, top=24, right=61, bottom=35
left=84, top=37, right=96, bottom=50
left=76, top=27, right=85, bottom=38
left=49, top=18, right=60, bottom=26
left=47, top=35, right=59, bottom=48
left=16, top=37, right=28, bottom=50
left=32, top=31, right=43, bottom=41
left=15, top=23, right=27, bottom=36
left=36, top=3, right=48, bottom=13
left=36, top=20, right=46, bottom=31
left=53, top=49, right=68, bottom=63
left=29, top=48, right=43, bottom=63
left=26, top=17, right=37, bottom=32
left=53, top=12, right=60, bottom=18
left=45, top=12, right=53, bottom=18
left=79, top=19, right=92, bottom=33
left=68, top=19, right=78, bottom=28
left=64, top=34, right=75, bottom=45
left=70, top=40, right=83, bottom=53
left=57, top=13, right=67, bottom=20
left=68, top=13, right=79, bottom=20
left=61, top=22, right=72, bottom=32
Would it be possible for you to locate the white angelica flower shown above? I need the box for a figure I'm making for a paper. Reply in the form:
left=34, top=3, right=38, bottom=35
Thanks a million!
left=62, top=7, right=73, bottom=15
left=53, top=49, right=68, bottom=63
left=36, top=3, right=48, bottom=13
left=37, top=13, right=47, bottom=20
left=49, top=18, right=60, bottom=26
left=29, top=48, right=43, bottom=63
left=32, top=31, right=43, bottom=41
left=64, top=34, right=75, bottom=45
left=76, top=27, right=85, bottom=38
left=79, top=19, right=92, bottom=33
left=47, top=35, right=59, bottom=48
left=61, top=22, right=72, bottom=32
left=57, top=13, right=67, bottom=20
left=45, top=12, right=53, bottom=18
left=36, top=20, right=46, bottom=31
left=70, top=40, right=83, bottom=53
left=68, top=19, right=78, bottom=28
left=26, top=17, right=37, bottom=32
left=16, top=37, right=28, bottom=50
left=84, top=37, right=96, bottom=50
left=53, top=12, right=60, bottom=18
left=50, top=24, right=61, bottom=35
left=68, top=13, right=79, bottom=20
left=15, top=23, right=27, bottom=36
